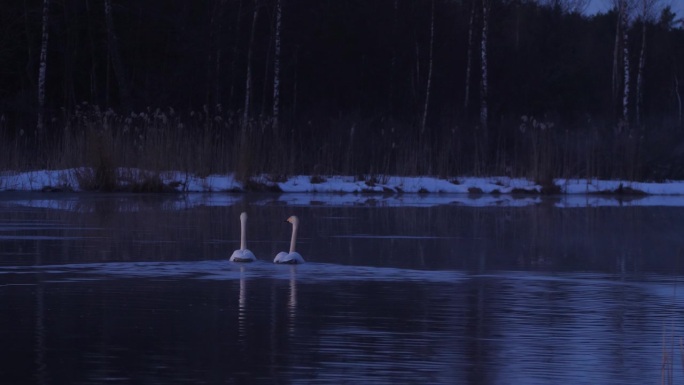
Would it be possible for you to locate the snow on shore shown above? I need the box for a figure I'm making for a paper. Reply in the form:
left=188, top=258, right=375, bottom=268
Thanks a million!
left=2, top=168, right=684, bottom=196
left=3, top=169, right=684, bottom=209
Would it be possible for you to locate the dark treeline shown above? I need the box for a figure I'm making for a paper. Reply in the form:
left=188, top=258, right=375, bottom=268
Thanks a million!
left=1, top=0, right=684, bottom=184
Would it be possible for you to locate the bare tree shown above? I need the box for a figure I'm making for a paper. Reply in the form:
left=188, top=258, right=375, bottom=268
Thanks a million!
left=621, top=1, right=630, bottom=125
left=636, top=0, right=658, bottom=126
left=85, top=0, right=99, bottom=102
left=421, top=0, right=435, bottom=135
left=272, top=0, right=282, bottom=129
left=611, top=3, right=621, bottom=112
left=464, top=0, right=475, bottom=112
left=388, top=0, right=398, bottom=116
left=229, top=0, right=243, bottom=108
left=611, top=0, right=634, bottom=125
left=207, top=0, right=227, bottom=106
left=480, top=0, right=489, bottom=131
left=37, top=0, right=49, bottom=134
left=676, top=74, right=682, bottom=126
left=243, top=0, right=259, bottom=127
left=104, top=0, right=131, bottom=111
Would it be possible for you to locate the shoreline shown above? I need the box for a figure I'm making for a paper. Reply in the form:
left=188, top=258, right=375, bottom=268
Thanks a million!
left=2, top=168, right=684, bottom=196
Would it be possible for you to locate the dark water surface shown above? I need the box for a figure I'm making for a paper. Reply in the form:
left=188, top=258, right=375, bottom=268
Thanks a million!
left=1, top=193, right=684, bottom=384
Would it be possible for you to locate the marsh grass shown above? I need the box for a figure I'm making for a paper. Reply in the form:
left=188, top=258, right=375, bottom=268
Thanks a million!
left=1, top=105, right=682, bottom=189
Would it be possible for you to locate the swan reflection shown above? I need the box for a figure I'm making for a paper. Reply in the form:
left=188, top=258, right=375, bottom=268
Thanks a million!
left=238, top=266, right=247, bottom=345
left=288, top=266, right=297, bottom=334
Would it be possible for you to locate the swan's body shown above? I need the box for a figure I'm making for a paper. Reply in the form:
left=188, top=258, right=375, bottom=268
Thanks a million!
left=274, top=215, right=305, bottom=264
left=230, top=212, right=256, bottom=262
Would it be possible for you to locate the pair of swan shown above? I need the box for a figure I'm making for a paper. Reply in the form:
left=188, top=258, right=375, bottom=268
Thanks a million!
left=229, top=212, right=305, bottom=264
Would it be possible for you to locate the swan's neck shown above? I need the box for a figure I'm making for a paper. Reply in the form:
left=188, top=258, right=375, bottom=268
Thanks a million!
left=289, top=222, right=298, bottom=253
left=240, top=216, right=247, bottom=250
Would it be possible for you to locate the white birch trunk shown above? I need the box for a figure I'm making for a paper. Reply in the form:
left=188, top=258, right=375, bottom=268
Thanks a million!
left=208, top=0, right=226, bottom=106
left=636, top=0, right=656, bottom=126
left=421, top=0, right=435, bottom=135
left=229, top=0, right=243, bottom=107
left=621, top=7, right=630, bottom=125
left=464, top=0, right=475, bottom=111
left=104, top=0, right=130, bottom=110
left=676, top=75, right=682, bottom=126
left=243, top=0, right=259, bottom=128
left=37, top=0, right=50, bottom=133
left=388, top=0, right=398, bottom=115
left=636, top=20, right=646, bottom=126
left=272, top=0, right=282, bottom=129
left=215, top=1, right=225, bottom=105
left=612, top=7, right=621, bottom=110
left=480, top=0, right=489, bottom=131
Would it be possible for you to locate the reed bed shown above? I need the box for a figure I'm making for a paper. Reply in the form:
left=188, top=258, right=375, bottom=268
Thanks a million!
left=1, top=105, right=682, bottom=191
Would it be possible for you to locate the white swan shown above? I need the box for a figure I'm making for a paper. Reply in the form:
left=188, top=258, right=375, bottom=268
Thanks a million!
left=229, top=212, right=257, bottom=262
left=274, top=215, right=305, bottom=264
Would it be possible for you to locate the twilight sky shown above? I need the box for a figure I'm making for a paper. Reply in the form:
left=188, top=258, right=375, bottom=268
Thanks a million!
left=587, top=0, right=684, bottom=19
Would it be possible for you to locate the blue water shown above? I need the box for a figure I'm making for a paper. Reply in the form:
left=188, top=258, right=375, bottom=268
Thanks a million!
left=1, top=193, right=683, bottom=384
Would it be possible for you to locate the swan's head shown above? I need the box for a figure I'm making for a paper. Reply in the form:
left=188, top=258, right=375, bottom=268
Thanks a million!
left=240, top=212, right=248, bottom=221
left=286, top=215, right=299, bottom=225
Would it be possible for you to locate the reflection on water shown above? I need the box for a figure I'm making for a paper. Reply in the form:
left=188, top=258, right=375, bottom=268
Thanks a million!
left=1, top=194, right=684, bottom=384
left=1, top=193, right=683, bottom=275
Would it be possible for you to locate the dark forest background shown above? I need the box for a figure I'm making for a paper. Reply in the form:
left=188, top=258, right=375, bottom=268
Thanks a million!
left=1, top=0, right=684, bottom=186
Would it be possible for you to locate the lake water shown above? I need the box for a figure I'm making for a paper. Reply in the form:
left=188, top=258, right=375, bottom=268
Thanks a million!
left=1, top=192, right=684, bottom=384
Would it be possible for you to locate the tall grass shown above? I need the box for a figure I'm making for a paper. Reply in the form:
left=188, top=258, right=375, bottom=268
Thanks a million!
left=1, top=105, right=681, bottom=190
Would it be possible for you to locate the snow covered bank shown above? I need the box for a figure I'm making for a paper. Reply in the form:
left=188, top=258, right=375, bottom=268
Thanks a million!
left=2, top=168, right=684, bottom=197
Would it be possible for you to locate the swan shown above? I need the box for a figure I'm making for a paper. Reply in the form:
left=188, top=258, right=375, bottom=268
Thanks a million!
left=229, top=212, right=257, bottom=262
left=274, top=215, right=305, bottom=264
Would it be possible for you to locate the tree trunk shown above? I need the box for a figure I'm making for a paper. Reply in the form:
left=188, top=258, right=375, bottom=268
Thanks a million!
left=207, top=0, right=226, bottom=107
left=215, top=1, right=227, bottom=107
left=272, top=0, right=282, bottom=129
left=636, top=0, right=655, bottom=127
left=37, top=0, right=49, bottom=134
left=388, top=0, right=398, bottom=117
left=243, top=0, right=259, bottom=127
left=480, top=0, right=489, bottom=131
left=611, top=6, right=621, bottom=115
left=621, top=6, right=630, bottom=126
left=23, top=0, right=36, bottom=89
left=61, top=2, right=76, bottom=112
left=676, top=74, right=682, bottom=127
left=636, top=19, right=646, bottom=126
left=85, top=0, right=98, bottom=102
left=421, top=0, right=435, bottom=135
left=464, top=0, right=475, bottom=113
left=104, top=0, right=131, bottom=111
left=229, top=0, right=243, bottom=109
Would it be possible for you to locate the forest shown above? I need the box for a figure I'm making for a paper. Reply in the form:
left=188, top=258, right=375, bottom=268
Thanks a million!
left=1, top=0, right=684, bottom=189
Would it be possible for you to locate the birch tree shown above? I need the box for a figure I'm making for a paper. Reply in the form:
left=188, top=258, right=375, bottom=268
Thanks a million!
left=611, top=0, right=634, bottom=125
left=611, top=4, right=621, bottom=112
left=480, top=0, right=489, bottom=131
left=229, top=0, right=243, bottom=108
left=104, top=0, right=131, bottom=111
left=636, top=0, right=658, bottom=126
left=621, top=1, right=630, bottom=125
left=207, top=0, right=227, bottom=106
left=421, top=0, right=435, bottom=135
left=388, top=0, right=398, bottom=116
left=464, top=0, right=475, bottom=112
left=37, top=0, right=49, bottom=134
left=272, top=0, right=282, bottom=129
left=243, top=0, right=259, bottom=127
